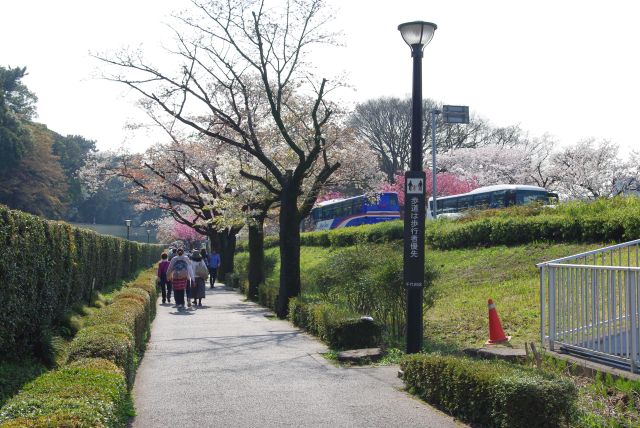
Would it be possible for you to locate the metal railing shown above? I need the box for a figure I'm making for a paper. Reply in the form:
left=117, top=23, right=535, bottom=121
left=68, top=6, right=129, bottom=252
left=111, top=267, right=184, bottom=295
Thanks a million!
left=537, top=239, right=640, bottom=373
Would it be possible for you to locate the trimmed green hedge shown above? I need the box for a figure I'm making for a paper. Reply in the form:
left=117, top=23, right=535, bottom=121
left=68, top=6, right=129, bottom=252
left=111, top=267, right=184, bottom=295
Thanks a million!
left=0, top=358, right=128, bottom=428
left=400, top=354, right=577, bottom=427
left=0, top=205, right=160, bottom=358
left=288, top=298, right=383, bottom=349
left=0, top=270, right=158, bottom=427
left=67, top=324, right=135, bottom=387
left=234, top=197, right=640, bottom=253
left=83, top=294, right=149, bottom=353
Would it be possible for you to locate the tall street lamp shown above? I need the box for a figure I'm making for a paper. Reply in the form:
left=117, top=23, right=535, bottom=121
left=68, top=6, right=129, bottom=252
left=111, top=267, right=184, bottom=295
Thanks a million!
left=146, top=229, right=151, bottom=244
left=125, top=219, right=131, bottom=240
left=398, top=20, right=437, bottom=354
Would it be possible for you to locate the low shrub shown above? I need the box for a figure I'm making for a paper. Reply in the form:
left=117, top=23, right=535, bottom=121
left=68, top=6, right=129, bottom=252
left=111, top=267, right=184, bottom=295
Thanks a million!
left=289, top=298, right=382, bottom=349
left=0, top=360, right=46, bottom=408
left=303, top=242, right=436, bottom=339
left=129, top=277, right=158, bottom=319
left=114, top=287, right=152, bottom=326
left=258, top=282, right=279, bottom=312
left=400, top=353, right=577, bottom=427
left=327, top=318, right=383, bottom=349
left=84, top=299, right=147, bottom=351
left=67, top=324, right=135, bottom=386
left=0, top=358, right=128, bottom=428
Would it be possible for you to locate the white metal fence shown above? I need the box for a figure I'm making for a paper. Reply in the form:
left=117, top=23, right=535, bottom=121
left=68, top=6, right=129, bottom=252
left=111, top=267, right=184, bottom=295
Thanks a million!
left=538, top=240, right=640, bottom=373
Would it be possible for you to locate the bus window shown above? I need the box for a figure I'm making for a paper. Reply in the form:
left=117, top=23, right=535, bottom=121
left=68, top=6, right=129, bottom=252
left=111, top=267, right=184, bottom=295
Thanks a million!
left=473, top=193, right=490, bottom=208
left=458, top=196, right=471, bottom=210
left=441, top=198, right=457, bottom=214
left=388, top=193, right=399, bottom=207
left=491, top=190, right=506, bottom=208
left=516, top=190, right=548, bottom=204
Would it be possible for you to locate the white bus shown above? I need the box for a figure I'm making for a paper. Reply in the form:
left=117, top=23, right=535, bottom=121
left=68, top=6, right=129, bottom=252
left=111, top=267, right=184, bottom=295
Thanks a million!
left=427, top=184, right=558, bottom=220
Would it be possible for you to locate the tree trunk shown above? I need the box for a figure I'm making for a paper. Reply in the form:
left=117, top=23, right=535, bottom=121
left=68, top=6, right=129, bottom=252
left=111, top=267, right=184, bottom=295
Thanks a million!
left=218, top=228, right=237, bottom=279
left=247, top=215, right=265, bottom=301
left=276, top=184, right=301, bottom=318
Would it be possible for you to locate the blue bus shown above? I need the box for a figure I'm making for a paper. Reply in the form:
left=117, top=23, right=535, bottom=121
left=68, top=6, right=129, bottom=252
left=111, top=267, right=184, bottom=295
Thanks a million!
left=301, top=192, right=400, bottom=232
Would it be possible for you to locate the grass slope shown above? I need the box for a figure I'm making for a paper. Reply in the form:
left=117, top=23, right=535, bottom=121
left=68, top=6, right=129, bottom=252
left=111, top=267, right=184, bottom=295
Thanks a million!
left=278, top=242, right=604, bottom=350
left=425, top=242, right=602, bottom=349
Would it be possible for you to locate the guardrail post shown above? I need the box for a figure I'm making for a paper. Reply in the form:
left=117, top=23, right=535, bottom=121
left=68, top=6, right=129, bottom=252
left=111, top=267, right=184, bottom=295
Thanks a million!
left=549, top=266, right=556, bottom=351
left=630, top=270, right=638, bottom=373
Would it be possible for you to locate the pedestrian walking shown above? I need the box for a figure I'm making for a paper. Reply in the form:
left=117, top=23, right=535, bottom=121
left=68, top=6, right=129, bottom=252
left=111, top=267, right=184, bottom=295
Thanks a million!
left=157, top=252, right=172, bottom=304
left=167, top=248, right=193, bottom=309
left=191, top=251, right=208, bottom=307
left=207, top=248, right=221, bottom=288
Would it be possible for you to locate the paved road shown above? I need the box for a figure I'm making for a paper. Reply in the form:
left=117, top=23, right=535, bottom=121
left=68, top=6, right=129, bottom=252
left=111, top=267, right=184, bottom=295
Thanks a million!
left=130, top=286, right=464, bottom=428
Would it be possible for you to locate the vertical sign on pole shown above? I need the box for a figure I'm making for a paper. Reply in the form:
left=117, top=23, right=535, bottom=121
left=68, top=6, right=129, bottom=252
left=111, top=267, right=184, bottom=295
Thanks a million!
left=404, top=170, right=426, bottom=353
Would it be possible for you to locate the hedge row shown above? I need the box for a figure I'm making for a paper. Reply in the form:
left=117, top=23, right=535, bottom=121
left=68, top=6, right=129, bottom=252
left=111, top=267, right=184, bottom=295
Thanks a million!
left=400, top=354, right=577, bottom=428
left=237, top=209, right=640, bottom=253
left=0, top=205, right=160, bottom=357
left=426, top=213, right=640, bottom=250
left=0, top=271, right=158, bottom=427
left=0, top=358, right=129, bottom=428
left=288, top=298, right=383, bottom=349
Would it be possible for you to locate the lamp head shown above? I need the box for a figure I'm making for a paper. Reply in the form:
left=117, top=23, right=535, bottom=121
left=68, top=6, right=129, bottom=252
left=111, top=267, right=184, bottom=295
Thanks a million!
left=398, top=21, right=437, bottom=54
left=125, top=219, right=131, bottom=227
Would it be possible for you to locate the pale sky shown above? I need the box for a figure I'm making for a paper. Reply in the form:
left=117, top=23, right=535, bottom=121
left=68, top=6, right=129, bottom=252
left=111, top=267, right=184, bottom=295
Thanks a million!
left=3, top=0, right=639, bottom=155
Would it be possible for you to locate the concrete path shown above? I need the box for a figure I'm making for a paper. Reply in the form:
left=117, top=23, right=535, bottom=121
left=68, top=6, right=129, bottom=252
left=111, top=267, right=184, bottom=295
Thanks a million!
left=130, top=286, right=464, bottom=428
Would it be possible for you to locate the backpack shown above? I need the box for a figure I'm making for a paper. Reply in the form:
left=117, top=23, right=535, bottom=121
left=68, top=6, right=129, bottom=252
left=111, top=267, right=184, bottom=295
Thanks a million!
left=195, top=261, right=209, bottom=279
left=172, top=258, right=189, bottom=280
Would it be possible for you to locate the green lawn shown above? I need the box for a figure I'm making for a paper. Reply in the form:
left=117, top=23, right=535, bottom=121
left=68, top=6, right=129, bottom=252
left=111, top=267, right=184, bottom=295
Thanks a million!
left=425, top=243, right=603, bottom=349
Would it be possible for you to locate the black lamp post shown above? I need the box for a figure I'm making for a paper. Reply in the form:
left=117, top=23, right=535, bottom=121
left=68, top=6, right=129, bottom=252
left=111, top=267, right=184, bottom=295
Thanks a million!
left=125, top=219, right=131, bottom=240
left=398, top=21, right=437, bottom=354
left=146, top=229, right=150, bottom=244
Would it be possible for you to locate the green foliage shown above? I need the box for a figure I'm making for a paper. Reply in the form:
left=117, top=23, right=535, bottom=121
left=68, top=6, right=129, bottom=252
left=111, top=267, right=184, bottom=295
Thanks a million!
left=237, top=196, right=640, bottom=253
left=428, top=196, right=640, bottom=250
left=400, top=353, right=577, bottom=427
left=0, top=205, right=159, bottom=359
left=0, top=66, right=35, bottom=170
left=84, top=299, right=148, bottom=353
left=288, top=298, right=383, bottom=349
left=67, top=325, right=135, bottom=387
left=0, top=358, right=128, bottom=428
left=235, top=250, right=278, bottom=297
left=302, top=242, right=436, bottom=339
left=51, top=132, right=96, bottom=210
left=258, top=282, right=280, bottom=312
left=0, top=360, right=46, bottom=409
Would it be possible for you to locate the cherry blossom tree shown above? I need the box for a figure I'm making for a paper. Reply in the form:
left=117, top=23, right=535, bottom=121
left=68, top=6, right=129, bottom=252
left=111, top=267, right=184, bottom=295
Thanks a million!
left=550, top=139, right=635, bottom=199
left=437, top=144, right=532, bottom=187
left=98, top=0, right=346, bottom=317
left=156, top=215, right=205, bottom=248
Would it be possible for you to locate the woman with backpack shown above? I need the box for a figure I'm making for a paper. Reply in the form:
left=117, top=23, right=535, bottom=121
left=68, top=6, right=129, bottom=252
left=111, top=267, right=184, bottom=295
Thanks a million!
left=166, top=248, right=193, bottom=309
left=191, top=250, right=208, bottom=307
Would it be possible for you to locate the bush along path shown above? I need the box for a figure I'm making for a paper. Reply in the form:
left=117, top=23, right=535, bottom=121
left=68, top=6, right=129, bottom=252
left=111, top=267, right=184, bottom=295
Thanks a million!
left=130, top=285, right=462, bottom=427
left=0, top=268, right=158, bottom=427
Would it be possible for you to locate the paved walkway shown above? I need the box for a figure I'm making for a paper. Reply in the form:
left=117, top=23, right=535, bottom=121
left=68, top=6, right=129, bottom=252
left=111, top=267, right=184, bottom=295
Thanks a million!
left=130, top=286, right=464, bottom=428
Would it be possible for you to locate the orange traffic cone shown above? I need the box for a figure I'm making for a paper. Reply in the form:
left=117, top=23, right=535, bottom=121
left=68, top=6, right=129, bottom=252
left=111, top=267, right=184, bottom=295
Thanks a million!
left=486, top=299, right=511, bottom=345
